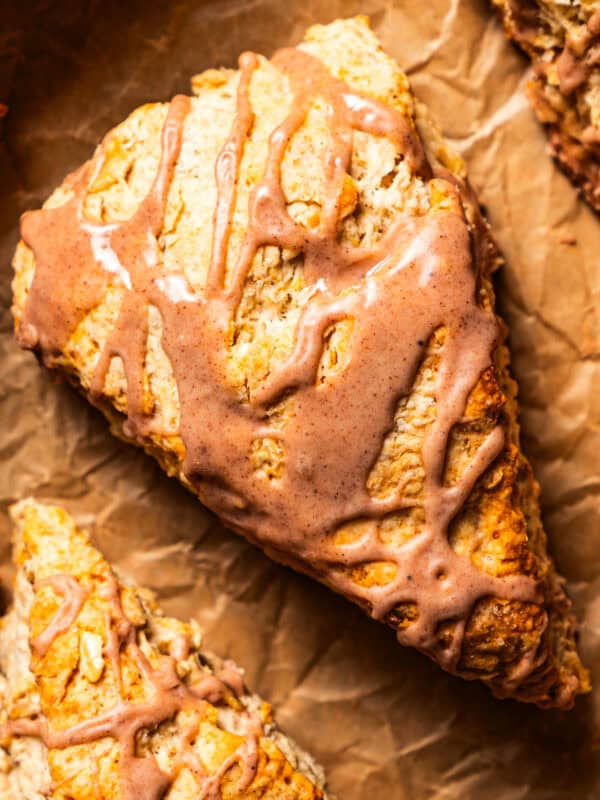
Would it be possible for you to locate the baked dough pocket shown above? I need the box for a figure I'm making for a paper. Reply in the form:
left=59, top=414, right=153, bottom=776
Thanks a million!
left=0, top=500, right=328, bottom=799
left=492, top=0, right=600, bottom=210
left=11, top=16, right=589, bottom=710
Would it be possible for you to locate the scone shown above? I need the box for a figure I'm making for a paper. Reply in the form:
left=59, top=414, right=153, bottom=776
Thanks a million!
left=0, top=500, right=327, bottom=800
left=11, top=16, right=589, bottom=707
left=492, top=0, right=600, bottom=209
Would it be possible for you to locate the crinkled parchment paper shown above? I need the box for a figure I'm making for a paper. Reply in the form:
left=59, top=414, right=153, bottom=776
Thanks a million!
left=1, top=1, right=600, bottom=797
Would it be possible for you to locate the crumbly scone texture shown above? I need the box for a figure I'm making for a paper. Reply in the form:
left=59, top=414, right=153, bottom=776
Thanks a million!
left=0, top=500, right=327, bottom=800
left=11, top=16, right=589, bottom=707
left=492, top=0, right=600, bottom=209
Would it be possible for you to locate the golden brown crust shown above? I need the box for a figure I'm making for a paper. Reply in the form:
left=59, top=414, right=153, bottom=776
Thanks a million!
left=10, top=16, right=588, bottom=708
left=491, top=0, right=600, bottom=209
left=0, top=501, right=326, bottom=800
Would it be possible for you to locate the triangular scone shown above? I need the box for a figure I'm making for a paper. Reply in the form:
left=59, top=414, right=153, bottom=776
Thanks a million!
left=0, top=500, right=327, bottom=800
left=12, top=17, right=588, bottom=707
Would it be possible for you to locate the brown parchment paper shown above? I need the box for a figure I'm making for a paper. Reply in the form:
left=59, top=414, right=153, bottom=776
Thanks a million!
left=1, top=1, right=600, bottom=797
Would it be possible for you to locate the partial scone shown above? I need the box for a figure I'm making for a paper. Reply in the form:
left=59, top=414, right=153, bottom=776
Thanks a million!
left=492, top=0, right=600, bottom=209
left=12, top=16, right=589, bottom=707
left=0, top=500, right=327, bottom=800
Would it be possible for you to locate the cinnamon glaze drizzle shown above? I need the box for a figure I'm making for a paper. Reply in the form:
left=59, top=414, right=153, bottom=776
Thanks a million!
left=18, top=44, right=540, bottom=691
left=30, top=574, right=89, bottom=657
left=553, top=9, right=600, bottom=97
left=9, top=574, right=260, bottom=800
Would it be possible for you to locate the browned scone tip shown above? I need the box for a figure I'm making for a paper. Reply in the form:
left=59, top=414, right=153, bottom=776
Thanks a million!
left=491, top=0, right=600, bottom=210
left=11, top=16, right=589, bottom=708
left=0, top=499, right=328, bottom=800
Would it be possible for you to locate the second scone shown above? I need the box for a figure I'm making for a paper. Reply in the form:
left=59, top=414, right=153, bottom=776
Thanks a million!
left=0, top=500, right=327, bottom=800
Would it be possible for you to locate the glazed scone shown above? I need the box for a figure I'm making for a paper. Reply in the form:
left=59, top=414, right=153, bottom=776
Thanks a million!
left=0, top=500, right=328, bottom=800
left=492, top=0, right=600, bottom=209
left=12, top=16, right=589, bottom=707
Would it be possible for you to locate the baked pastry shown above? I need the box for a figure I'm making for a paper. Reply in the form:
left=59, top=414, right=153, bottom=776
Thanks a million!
left=0, top=499, right=327, bottom=800
left=492, top=0, right=600, bottom=210
left=11, top=16, right=589, bottom=707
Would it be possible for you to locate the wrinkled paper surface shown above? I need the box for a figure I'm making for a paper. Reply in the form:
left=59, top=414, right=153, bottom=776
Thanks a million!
left=1, top=1, right=600, bottom=797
